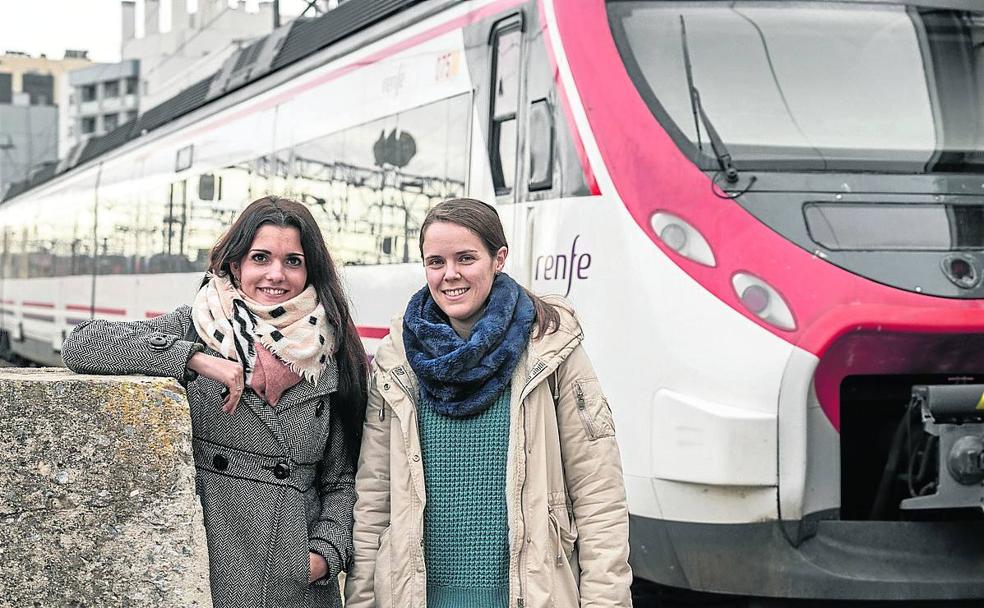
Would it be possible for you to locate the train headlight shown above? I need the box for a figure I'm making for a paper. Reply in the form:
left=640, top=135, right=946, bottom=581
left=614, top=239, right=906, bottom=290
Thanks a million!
left=731, top=272, right=796, bottom=331
left=650, top=212, right=716, bottom=267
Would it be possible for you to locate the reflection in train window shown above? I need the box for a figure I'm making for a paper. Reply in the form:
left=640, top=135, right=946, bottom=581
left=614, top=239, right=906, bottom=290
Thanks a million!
left=24, top=194, right=94, bottom=278
left=249, top=150, right=292, bottom=199
left=97, top=185, right=142, bottom=275
left=291, top=93, right=470, bottom=266
left=3, top=94, right=471, bottom=279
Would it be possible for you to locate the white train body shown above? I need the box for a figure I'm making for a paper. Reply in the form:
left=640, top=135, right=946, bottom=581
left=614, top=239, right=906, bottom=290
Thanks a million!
left=4, top=0, right=984, bottom=599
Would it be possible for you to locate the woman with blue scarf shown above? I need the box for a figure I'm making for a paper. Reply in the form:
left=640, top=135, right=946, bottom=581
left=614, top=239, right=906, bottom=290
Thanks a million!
left=345, top=198, right=632, bottom=608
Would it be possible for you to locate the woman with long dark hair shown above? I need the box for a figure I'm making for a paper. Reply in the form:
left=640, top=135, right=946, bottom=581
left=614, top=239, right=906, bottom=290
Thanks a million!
left=63, top=196, right=368, bottom=608
left=345, top=198, right=632, bottom=608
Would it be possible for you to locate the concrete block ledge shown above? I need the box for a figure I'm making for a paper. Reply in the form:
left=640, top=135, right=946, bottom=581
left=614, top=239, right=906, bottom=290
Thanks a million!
left=0, top=368, right=211, bottom=607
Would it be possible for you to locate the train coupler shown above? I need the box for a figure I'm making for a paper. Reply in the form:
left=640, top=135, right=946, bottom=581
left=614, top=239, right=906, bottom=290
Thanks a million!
left=900, top=384, right=984, bottom=512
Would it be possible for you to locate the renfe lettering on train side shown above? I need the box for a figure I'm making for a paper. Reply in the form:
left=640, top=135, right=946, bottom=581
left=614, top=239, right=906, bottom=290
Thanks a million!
left=535, top=235, right=591, bottom=297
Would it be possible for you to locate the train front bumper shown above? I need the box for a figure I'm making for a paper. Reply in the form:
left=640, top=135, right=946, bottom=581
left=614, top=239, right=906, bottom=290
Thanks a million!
left=630, top=514, right=984, bottom=599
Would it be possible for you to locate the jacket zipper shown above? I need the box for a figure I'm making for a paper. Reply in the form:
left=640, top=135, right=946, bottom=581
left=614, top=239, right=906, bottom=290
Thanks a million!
left=391, top=366, right=417, bottom=406
left=374, top=373, right=386, bottom=421
left=516, top=361, right=547, bottom=608
left=573, top=382, right=596, bottom=439
left=517, top=398, right=529, bottom=608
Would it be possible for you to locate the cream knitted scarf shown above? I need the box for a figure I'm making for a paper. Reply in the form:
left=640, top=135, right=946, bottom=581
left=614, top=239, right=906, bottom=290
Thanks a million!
left=191, top=273, right=335, bottom=384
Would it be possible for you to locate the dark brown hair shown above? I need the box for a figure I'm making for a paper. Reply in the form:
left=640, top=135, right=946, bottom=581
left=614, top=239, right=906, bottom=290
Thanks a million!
left=207, top=196, right=368, bottom=466
left=419, top=197, right=560, bottom=337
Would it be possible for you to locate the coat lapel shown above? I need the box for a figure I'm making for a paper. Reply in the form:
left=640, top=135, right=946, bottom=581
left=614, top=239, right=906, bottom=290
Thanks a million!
left=242, top=360, right=338, bottom=450
left=240, top=389, right=289, bottom=448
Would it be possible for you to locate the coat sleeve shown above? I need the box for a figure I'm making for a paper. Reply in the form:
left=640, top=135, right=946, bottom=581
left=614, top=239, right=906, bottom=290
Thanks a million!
left=343, top=364, right=392, bottom=608
left=61, top=306, right=198, bottom=381
left=308, top=400, right=358, bottom=584
left=555, top=343, right=634, bottom=607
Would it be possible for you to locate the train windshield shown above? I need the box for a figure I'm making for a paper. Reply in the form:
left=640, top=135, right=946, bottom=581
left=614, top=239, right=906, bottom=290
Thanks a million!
left=608, top=1, right=984, bottom=173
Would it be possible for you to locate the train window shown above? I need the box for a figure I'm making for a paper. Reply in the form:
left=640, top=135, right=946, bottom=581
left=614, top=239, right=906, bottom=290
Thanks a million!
left=521, top=13, right=590, bottom=199
left=139, top=186, right=172, bottom=274
left=198, top=174, right=216, bottom=201
left=97, top=188, right=143, bottom=275
left=23, top=194, right=85, bottom=278
left=292, top=93, right=469, bottom=266
left=528, top=98, right=554, bottom=191
left=26, top=202, right=52, bottom=278
left=0, top=227, right=10, bottom=279
left=185, top=190, right=214, bottom=272
left=167, top=181, right=187, bottom=257
left=607, top=3, right=969, bottom=172
left=175, top=145, right=194, bottom=172
left=249, top=152, right=293, bottom=198
left=490, top=25, right=522, bottom=196
left=216, top=163, right=252, bottom=207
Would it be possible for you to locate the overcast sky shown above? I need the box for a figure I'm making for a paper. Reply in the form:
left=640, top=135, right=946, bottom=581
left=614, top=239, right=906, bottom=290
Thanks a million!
left=0, top=0, right=308, bottom=63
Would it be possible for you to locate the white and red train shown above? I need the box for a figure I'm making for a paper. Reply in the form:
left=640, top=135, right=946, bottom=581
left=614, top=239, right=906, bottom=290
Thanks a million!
left=3, top=0, right=984, bottom=599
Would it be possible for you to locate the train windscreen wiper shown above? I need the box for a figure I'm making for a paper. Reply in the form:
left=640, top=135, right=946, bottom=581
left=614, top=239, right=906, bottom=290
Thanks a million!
left=679, top=15, right=740, bottom=184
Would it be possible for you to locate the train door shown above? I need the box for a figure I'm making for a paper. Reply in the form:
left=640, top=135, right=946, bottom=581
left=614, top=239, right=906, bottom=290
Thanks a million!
left=481, top=4, right=594, bottom=289
left=484, top=13, right=529, bottom=280
left=489, top=15, right=524, bottom=207
left=513, top=5, right=560, bottom=288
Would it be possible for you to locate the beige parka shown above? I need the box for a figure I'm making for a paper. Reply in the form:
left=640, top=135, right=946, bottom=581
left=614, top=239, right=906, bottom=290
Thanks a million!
left=345, top=297, right=633, bottom=608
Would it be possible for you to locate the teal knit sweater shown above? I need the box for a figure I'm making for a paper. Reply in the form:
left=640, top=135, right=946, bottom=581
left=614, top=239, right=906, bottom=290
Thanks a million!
left=418, top=388, right=511, bottom=608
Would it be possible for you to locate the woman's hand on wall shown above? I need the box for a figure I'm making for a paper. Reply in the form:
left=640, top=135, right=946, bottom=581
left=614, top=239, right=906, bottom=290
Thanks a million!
left=308, top=551, right=329, bottom=583
left=187, top=353, right=245, bottom=414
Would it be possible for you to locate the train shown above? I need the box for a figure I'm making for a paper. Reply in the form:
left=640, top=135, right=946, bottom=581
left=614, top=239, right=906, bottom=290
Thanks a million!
left=3, top=0, right=984, bottom=599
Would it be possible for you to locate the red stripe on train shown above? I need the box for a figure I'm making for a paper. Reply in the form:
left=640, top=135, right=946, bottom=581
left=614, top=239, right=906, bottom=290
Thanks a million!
left=66, top=304, right=127, bottom=316
left=537, top=0, right=601, bottom=196
left=357, top=326, right=389, bottom=339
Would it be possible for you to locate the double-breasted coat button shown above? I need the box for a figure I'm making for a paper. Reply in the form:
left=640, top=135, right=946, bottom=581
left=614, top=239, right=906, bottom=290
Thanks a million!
left=212, top=454, right=228, bottom=471
left=273, top=463, right=291, bottom=480
left=147, top=334, right=172, bottom=351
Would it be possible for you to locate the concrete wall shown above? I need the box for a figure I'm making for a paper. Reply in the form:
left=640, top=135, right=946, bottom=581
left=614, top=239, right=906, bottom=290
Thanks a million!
left=0, top=368, right=211, bottom=607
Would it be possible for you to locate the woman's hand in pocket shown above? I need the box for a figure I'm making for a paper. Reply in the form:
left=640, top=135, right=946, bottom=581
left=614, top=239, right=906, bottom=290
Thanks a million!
left=308, top=551, right=328, bottom=583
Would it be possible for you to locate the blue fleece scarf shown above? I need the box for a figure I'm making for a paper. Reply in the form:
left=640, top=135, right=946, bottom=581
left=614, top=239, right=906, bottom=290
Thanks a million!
left=403, top=273, right=535, bottom=418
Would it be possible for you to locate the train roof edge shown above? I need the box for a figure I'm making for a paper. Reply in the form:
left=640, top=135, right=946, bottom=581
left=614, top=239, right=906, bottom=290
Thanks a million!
left=0, top=0, right=426, bottom=204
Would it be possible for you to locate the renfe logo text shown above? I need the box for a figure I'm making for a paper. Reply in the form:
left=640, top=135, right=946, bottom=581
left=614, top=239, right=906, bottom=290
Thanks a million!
left=534, top=235, right=592, bottom=297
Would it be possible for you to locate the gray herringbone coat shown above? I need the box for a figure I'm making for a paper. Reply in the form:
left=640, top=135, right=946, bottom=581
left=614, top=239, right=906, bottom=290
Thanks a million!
left=62, top=306, right=353, bottom=608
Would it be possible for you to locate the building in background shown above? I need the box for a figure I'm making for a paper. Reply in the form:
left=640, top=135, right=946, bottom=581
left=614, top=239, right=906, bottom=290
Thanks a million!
left=0, top=51, right=90, bottom=194
left=63, top=60, right=141, bottom=155
left=59, top=0, right=278, bottom=157
left=0, top=50, right=92, bottom=106
left=124, top=0, right=277, bottom=111
left=0, top=104, right=58, bottom=197
left=0, top=50, right=93, bottom=169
